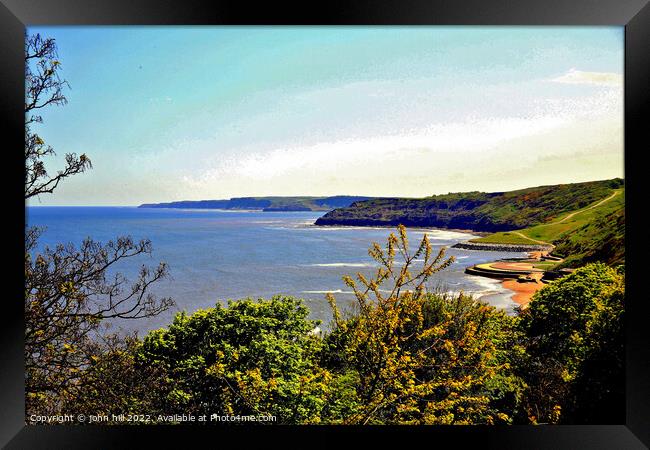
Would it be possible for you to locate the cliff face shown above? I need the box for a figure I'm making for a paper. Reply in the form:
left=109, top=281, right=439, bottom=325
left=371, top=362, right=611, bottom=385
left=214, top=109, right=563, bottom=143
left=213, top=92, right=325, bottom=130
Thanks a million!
left=315, top=178, right=624, bottom=232
left=314, top=212, right=519, bottom=232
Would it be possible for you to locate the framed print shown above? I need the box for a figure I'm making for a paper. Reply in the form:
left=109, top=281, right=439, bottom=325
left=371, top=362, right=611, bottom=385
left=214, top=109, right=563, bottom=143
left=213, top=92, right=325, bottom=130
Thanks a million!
left=2, top=0, right=649, bottom=447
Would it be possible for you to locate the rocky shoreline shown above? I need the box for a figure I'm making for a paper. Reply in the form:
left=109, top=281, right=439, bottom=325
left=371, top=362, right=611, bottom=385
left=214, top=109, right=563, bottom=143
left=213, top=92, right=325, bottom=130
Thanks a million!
left=452, top=241, right=554, bottom=252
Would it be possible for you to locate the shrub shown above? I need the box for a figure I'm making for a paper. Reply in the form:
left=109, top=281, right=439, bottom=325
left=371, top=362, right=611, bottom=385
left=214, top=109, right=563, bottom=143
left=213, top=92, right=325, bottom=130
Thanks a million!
left=139, top=296, right=331, bottom=423
left=518, top=263, right=625, bottom=423
left=323, top=225, right=524, bottom=424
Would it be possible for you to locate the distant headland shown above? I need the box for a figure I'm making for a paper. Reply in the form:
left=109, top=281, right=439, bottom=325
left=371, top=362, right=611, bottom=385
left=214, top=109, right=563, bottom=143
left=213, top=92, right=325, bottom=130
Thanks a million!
left=138, top=196, right=373, bottom=212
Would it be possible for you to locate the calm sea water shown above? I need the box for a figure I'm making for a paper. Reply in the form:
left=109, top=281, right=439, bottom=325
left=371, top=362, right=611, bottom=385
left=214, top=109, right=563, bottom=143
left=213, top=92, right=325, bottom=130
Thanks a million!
left=26, top=207, right=522, bottom=333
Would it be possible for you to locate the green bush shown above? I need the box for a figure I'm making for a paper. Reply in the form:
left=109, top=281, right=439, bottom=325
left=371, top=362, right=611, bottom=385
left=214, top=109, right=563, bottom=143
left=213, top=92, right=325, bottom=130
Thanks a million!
left=139, top=296, right=330, bottom=423
left=518, top=263, right=625, bottom=424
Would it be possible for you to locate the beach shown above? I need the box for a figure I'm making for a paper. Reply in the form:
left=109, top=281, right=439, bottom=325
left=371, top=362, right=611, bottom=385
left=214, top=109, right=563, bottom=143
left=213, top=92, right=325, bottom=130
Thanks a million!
left=464, top=250, right=553, bottom=307
left=502, top=278, right=545, bottom=306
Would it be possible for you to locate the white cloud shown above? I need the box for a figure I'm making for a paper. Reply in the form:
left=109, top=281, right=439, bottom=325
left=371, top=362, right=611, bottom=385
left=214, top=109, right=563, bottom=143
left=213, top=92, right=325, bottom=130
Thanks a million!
left=175, top=97, right=621, bottom=199
left=549, top=69, right=622, bottom=87
left=87, top=75, right=623, bottom=203
left=179, top=115, right=560, bottom=186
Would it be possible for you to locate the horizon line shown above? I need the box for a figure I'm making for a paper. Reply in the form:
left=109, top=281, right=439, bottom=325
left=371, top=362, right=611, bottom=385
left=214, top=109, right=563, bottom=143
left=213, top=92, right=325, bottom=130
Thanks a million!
left=25, top=175, right=624, bottom=208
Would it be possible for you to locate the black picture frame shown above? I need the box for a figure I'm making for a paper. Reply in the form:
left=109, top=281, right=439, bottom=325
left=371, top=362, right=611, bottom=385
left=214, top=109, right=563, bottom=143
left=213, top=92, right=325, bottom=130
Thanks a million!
left=2, top=0, right=648, bottom=447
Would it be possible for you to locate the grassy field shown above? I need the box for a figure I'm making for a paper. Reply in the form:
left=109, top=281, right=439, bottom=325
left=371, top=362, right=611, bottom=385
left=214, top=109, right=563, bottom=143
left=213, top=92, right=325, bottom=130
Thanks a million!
left=471, top=189, right=624, bottom=246
left=470, top=232, right=540, bottom=245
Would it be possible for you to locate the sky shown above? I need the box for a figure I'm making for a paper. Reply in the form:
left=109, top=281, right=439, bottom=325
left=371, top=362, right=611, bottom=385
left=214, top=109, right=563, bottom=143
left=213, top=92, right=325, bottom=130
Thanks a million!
left=26, top=26, right=624, bottom=206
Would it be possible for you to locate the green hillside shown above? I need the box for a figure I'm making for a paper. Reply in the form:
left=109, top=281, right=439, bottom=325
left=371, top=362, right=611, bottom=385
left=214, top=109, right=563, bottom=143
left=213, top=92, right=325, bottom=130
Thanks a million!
left=472, top=189, right=624, bottom=268
left=315, top=178, right=623, bottom=232
left=552, top=204, right=625, bottom=268
left=316, top=179, right=624, bottom=269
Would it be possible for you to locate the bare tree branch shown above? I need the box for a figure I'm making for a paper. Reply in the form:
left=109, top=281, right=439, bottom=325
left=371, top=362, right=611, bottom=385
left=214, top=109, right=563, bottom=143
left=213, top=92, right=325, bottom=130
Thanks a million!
left=24, top=32, right=91, bottom=201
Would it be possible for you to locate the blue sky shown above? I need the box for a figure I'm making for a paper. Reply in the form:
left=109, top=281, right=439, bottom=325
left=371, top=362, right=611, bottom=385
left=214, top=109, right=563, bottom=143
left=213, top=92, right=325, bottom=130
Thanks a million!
left=27, top=26, right=624, bottom=206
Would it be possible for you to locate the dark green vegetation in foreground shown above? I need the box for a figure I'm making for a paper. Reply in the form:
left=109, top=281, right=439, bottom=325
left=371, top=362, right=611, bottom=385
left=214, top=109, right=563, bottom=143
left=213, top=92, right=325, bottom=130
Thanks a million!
left=30, top=228, right=625, bottom=425
left=316, top=178, right=622, bottom=231
left=139, top=195, right=374, bottom=212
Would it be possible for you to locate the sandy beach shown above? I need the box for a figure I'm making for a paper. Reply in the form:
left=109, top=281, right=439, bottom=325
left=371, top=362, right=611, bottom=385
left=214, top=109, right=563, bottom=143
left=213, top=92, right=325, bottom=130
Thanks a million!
left=502, top=278, right=545, bottom=306
left=501, top=251, right=549, bottom=306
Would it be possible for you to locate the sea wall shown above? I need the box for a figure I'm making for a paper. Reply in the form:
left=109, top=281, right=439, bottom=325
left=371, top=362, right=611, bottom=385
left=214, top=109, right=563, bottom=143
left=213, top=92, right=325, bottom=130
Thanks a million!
left=452, top=242, right=554, bottom=252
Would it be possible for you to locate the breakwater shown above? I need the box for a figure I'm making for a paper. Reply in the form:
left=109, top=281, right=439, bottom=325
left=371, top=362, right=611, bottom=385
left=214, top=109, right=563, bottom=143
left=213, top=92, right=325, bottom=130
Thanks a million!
left=453, top=242, right=554, bottom=252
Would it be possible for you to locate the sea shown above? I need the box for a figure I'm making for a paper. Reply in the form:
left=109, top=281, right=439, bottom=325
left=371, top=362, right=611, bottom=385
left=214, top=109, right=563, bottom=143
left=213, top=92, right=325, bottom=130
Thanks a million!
left=26, top=207, right=524, bottom=334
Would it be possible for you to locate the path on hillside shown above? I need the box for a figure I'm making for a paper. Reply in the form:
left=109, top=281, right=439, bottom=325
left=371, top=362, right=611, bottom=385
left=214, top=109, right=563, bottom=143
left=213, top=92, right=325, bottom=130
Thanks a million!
left=514, top=190, right=621, bottom=245
left=462, top=190, right=620, bottom=297
left=512, top=231, right=550, bottom=245
left=556, top=190, right=619, bottom=223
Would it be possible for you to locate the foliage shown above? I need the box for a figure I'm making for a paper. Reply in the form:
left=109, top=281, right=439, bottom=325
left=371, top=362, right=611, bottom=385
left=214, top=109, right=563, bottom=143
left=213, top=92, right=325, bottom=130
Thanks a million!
left=59, top=334, right=169, bottom=418
left=518, top=263, right=625, bottom=424
left=25, top=227, right=173, bottom=415
left=323, top=225, right=525, bottom=424
left=139, top=296, right=331, bottom=423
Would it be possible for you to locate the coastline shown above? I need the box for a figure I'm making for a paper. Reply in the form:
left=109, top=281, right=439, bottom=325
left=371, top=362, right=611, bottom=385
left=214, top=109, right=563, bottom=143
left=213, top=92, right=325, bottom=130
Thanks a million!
left=312, top=224, right=536, bottom=310
left=462, top=248, right=554, bottom=308
left=469, top=278, right=521, bottom=314
left=502, top=279, right=544, bottom=306
left=311, top=223, right=480, bottom=235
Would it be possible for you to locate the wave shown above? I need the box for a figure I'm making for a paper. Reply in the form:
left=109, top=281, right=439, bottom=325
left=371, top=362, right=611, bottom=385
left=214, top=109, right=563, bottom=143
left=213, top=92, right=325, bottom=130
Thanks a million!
left=302, top=225, right=393, bottom=232
left=302, top=288, right=393, bottom=294
left=302, top=289, right=354, bottom=294
left=476, top=291, right=518, bottom=312
left=409, top=229, right=478, bottom=240
left=468, top=275, right=504, bottom=293
left=460, top=276, right=519, bottom=312
left=306, top=263, right=376, bottom=268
